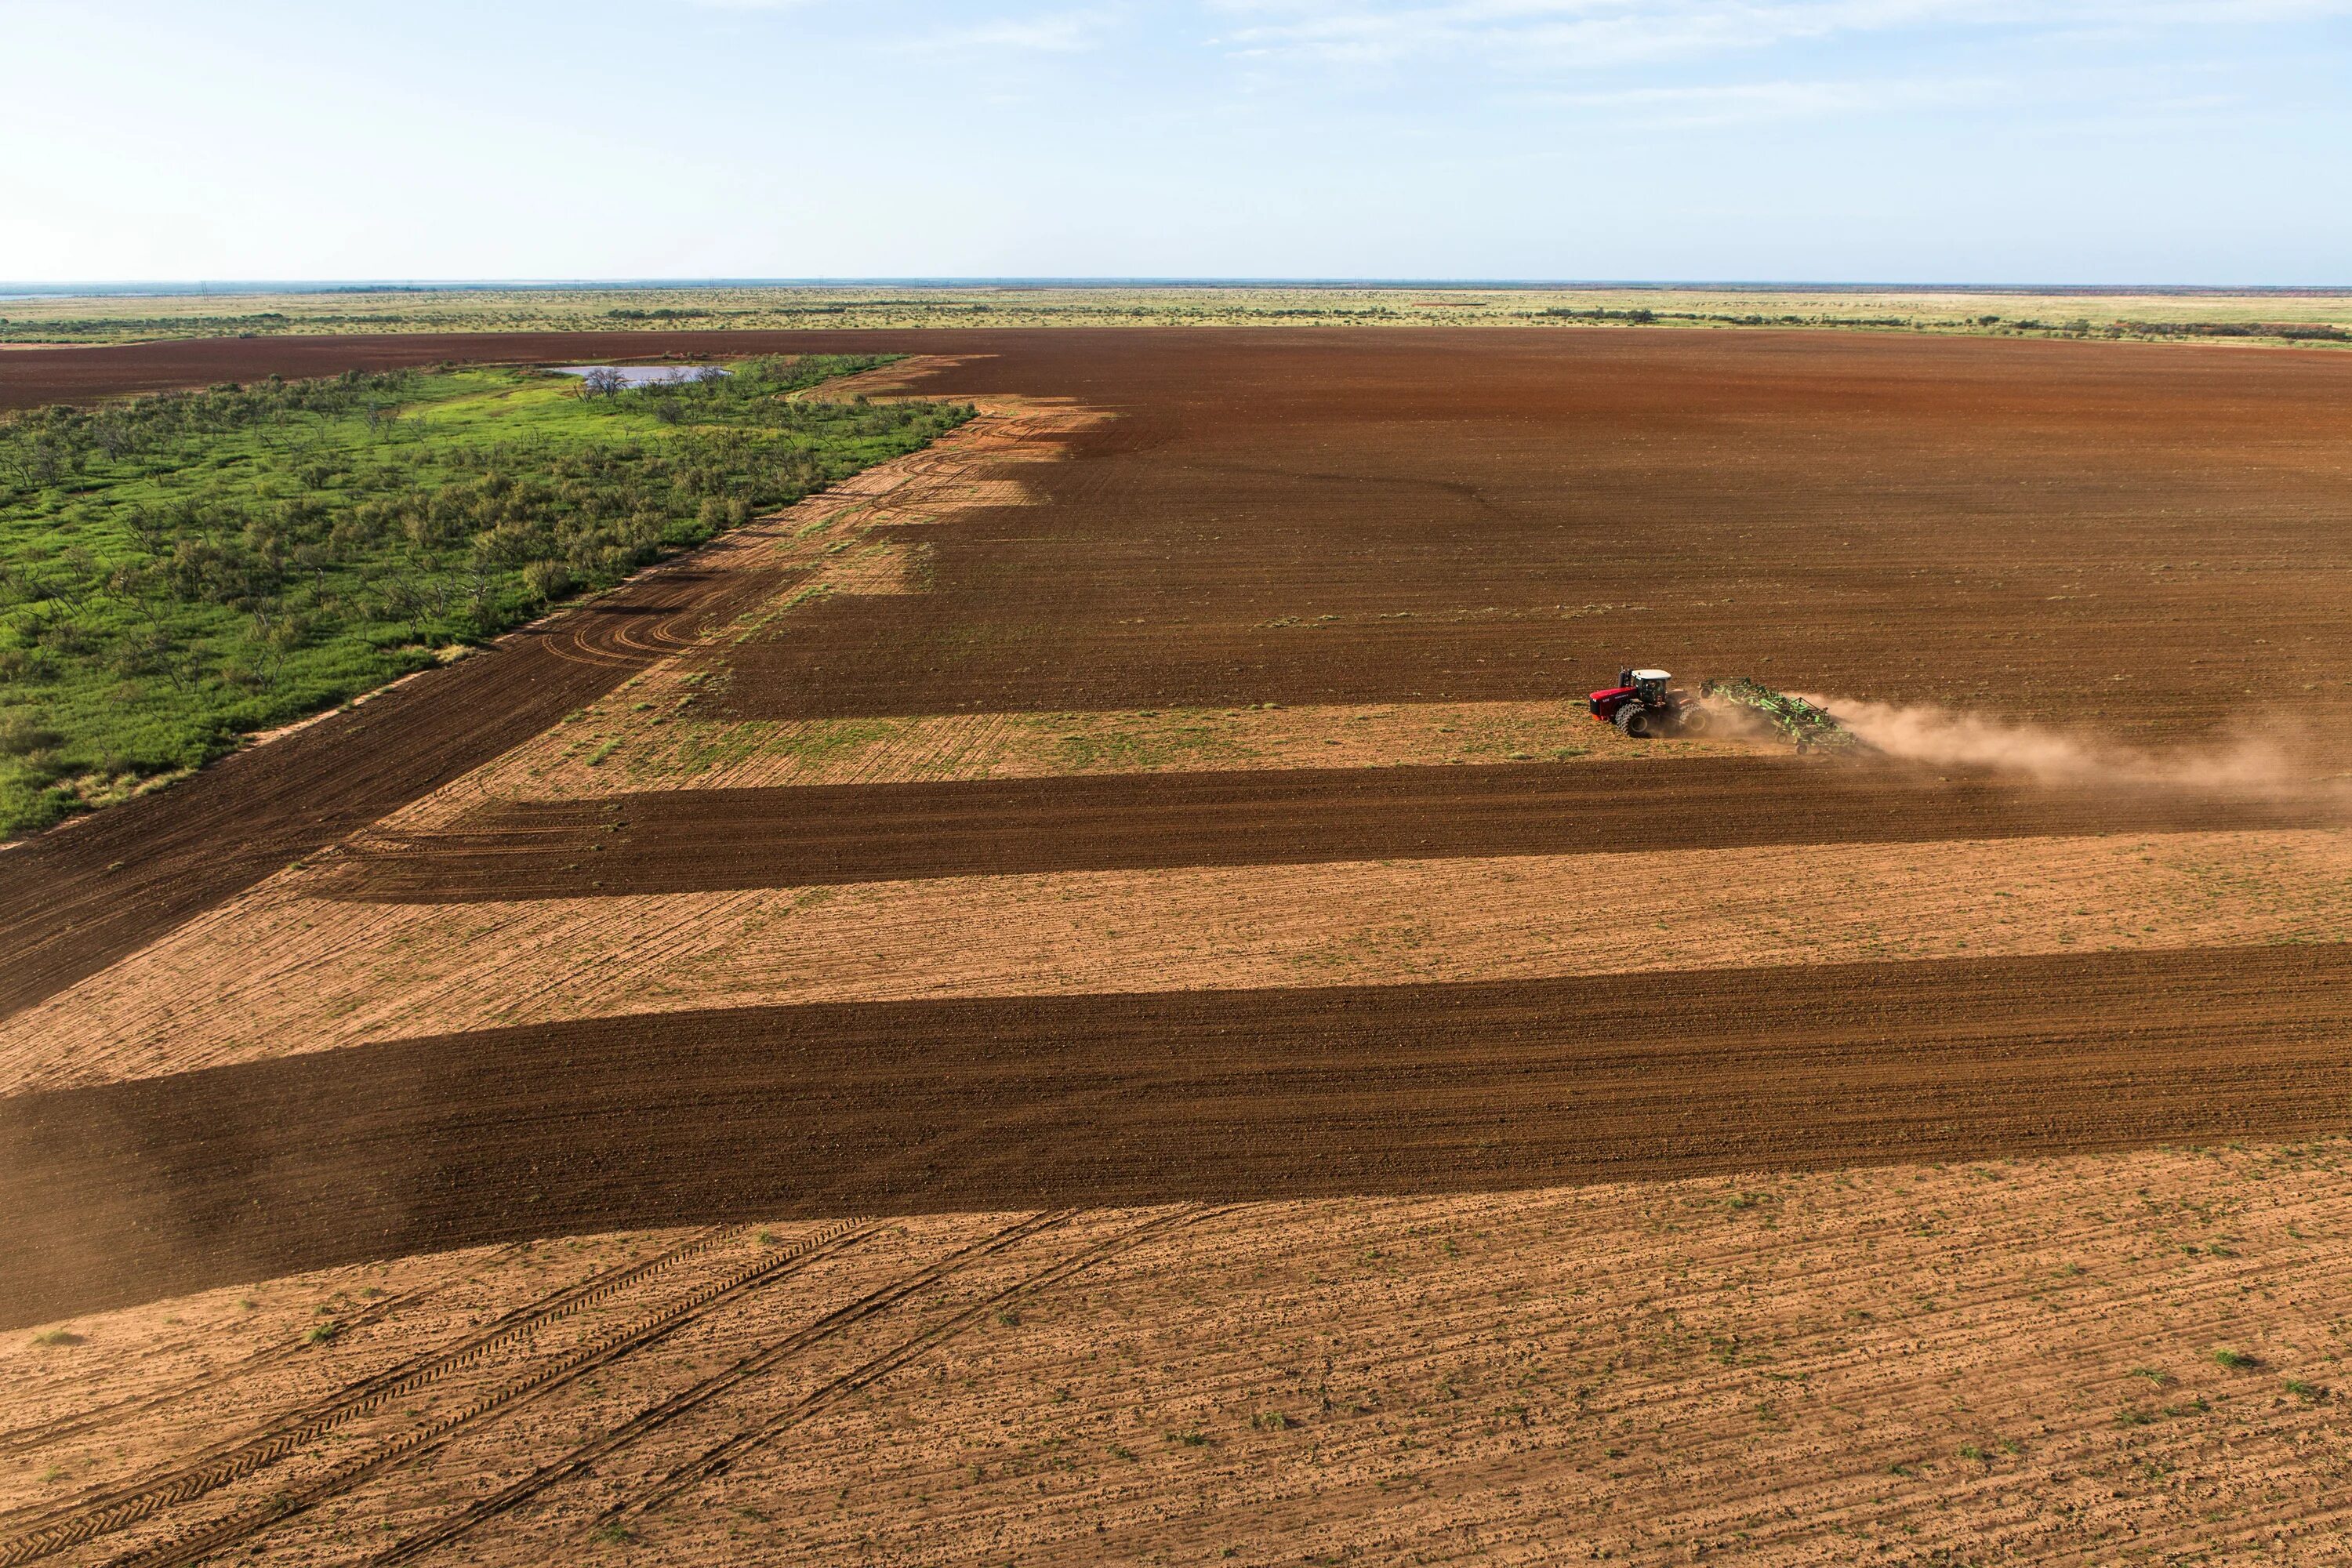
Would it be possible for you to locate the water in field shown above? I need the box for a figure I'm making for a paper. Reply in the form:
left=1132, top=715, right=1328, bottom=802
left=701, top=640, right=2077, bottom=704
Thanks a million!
left=550, top=364, right=729, bottom=387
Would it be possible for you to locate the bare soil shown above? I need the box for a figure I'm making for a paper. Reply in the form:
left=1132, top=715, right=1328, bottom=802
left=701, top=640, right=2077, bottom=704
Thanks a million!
left=8, top=943, right=2352, bottom=1327
left=311, top=760, right=2341, bottom=904
left=8, top=826, right=2350, bottom=1098
left=13, top=1147, right=2352, bottom=1565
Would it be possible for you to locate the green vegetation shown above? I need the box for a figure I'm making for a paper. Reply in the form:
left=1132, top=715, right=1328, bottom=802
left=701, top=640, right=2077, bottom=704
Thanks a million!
left=0, top=356, right=971, bottom=835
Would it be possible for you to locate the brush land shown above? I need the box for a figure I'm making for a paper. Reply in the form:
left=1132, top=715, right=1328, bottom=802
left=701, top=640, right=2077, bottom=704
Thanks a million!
left=0, top=358, right=970, bottom=835
left=5, top=330, right=2352, bottom=1566
left=2, top=281, right=2350, bottom=348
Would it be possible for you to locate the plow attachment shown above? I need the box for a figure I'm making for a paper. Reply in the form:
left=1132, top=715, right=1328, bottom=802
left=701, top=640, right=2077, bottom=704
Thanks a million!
left=1699, top=677, right=1873, bottom=755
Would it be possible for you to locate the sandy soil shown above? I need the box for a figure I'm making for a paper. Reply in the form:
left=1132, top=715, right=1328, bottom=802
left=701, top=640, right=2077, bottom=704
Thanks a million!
left=387, top=688, right=1739, bottom=822
left=13, top=1145, right=2352, bottom=1565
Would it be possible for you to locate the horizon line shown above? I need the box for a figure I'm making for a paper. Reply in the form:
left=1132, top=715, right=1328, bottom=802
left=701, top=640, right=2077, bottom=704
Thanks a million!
left=5, top=278, right=2350, bottom=301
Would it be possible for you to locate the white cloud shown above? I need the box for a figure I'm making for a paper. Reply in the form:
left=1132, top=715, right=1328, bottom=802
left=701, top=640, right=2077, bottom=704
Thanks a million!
left=1545, top=73, right=2002, bottom=125
left=897, top=6, right=1122, bottom=51
left=1207, top=0, right=2352, bottom=70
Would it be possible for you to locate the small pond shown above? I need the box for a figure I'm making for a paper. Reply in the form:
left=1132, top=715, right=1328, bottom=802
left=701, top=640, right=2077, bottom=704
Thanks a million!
left=550, top=365, right=730, bottom=387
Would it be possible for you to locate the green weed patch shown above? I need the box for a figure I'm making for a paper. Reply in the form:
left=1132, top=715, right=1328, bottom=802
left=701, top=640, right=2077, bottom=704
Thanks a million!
left=0, top=357, right=970, bottom=835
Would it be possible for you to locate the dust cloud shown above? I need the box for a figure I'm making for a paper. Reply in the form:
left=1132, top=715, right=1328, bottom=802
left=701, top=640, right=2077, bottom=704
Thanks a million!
left=1791, top=693, right=2350, bottom=808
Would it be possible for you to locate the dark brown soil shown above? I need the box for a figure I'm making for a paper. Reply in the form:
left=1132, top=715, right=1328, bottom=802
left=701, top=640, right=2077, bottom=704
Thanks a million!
left=713, top=329, right=2352, bottom=740
left=5, top=943, right=2349, bottom=1328
left=320, top=760, right=2336, bottom=903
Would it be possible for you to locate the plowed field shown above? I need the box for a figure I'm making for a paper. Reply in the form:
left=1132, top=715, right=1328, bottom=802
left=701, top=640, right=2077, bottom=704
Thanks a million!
left=8, top=328, right=2352, bottom=1565
left=316, top=760, right=2335, bottom=903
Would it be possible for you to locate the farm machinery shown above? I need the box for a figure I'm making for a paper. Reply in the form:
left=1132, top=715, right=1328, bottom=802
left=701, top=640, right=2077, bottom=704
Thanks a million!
left=1586, top=668, right=1711, bottom=738
left=1588, top=667, right=1869, bottom=754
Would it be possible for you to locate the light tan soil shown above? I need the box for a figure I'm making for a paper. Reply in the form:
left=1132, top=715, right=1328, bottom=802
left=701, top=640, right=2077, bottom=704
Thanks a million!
left=5, top=828, right=2347, bottom=1097
left=405, top=691, right=1736, bottom=822
left=12, top=1145, right=2352, bottom=1565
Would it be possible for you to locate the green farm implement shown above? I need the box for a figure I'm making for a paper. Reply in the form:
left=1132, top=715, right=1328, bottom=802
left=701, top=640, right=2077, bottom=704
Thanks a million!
left=1697, top=677, right=1872, bottom=754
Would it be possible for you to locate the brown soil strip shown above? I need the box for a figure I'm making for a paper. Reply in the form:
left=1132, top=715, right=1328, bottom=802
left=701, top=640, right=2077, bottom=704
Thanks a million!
left=10, top=828, right=2348, bottom=1097
left=4, top=944, right=2347, bottom=1327
left=313, top=760, right=2339, bottom=904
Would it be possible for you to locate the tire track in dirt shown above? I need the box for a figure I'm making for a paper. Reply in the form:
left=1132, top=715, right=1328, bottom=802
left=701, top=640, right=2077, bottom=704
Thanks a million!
left=366, top=1207, right=1091, bottom=1565
left=583, top=1204, right=1241, bottom=1541
left=89, top=1214, right=1025, bottom=1568
left=5, top=945, right=2349, bottom=1327
left=314, top=760, right=2342, bottom=903
left=0, top=1243, right=530, bottom=1461
left=0, top=1221, right=874, bottom=1567
left=0, top=1224, right=753, bottom=1558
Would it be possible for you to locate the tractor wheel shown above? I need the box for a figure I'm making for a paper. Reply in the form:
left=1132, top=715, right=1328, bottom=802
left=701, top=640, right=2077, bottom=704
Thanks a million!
left=1676, top=703, right=1714, bottom=736
left=1615, top=702, right=1653, bottom=739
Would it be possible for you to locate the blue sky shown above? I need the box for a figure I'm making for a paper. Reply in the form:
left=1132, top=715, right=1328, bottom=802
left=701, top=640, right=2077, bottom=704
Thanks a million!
left=4, top=0, right=2347, bottom=284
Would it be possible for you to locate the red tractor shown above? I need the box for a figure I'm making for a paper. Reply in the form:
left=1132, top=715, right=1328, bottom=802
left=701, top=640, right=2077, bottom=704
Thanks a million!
left=1588, top=667, right=1713, bottom=738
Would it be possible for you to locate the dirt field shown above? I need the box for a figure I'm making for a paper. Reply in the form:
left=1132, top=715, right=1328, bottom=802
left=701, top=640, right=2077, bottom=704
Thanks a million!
left=7, top=328, right=2352, bottom=1564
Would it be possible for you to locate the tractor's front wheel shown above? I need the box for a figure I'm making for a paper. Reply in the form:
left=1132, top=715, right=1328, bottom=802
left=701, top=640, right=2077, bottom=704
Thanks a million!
left=1615, top=702, right=1654, bottom=739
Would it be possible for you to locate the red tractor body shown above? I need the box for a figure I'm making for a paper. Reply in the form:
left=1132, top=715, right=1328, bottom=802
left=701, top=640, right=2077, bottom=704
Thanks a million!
left=1586, top=683, right=1640, bottom=720
left=1588, top=667, right=1711, bottom=738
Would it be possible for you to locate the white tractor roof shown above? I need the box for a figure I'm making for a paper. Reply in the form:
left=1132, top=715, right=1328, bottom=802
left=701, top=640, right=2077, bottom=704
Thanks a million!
left=1632, top=669, right=1671, bottom=681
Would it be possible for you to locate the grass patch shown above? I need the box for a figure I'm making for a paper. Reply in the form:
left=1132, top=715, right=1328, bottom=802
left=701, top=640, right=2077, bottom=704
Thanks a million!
left=0, top=358, right=971, bottom=835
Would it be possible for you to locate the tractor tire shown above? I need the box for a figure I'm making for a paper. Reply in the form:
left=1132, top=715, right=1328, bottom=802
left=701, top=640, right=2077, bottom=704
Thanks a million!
left=1676, top=703, right=1714, bottom=736
left=1615, top=702, right=1654, bottom=739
